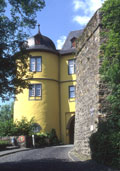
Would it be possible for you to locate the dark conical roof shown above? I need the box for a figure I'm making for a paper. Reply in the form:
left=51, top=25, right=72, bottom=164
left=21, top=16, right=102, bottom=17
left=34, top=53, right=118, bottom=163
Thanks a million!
left=27, top=31, right=56, bottom=52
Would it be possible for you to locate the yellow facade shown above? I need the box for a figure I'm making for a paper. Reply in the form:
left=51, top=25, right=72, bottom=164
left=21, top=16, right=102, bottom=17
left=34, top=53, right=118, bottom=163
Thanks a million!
left=14, top=51, right=60, bottom=137
left=60, top=54, right=76, bottom=143
left=14, top=32, right=76, bottom=144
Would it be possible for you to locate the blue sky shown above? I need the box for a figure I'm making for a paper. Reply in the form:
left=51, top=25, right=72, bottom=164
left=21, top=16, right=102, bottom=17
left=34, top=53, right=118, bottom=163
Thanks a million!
left=29, top=0, right=104, bottom=49
left=0, top=0, right=105, bottom=105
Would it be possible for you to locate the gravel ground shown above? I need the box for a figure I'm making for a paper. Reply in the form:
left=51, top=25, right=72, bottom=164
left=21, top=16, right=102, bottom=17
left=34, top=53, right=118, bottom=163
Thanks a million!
left=0, top=145, right=115, bottom=171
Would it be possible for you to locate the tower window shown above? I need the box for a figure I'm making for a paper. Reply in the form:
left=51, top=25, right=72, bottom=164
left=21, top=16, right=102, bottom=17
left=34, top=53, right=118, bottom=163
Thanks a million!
left=30, top=57, right=42, bottom=72
left=69, top=86, right=75, bottom=98
left=68, top=59, right=76, bottom=75
left=29, top=84, right=42, bottom=97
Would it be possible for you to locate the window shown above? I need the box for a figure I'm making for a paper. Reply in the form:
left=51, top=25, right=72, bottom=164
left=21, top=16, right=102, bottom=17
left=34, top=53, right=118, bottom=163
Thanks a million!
left=69, top=86, right=75, bottom=98
left=71, top=37, right=77, bottom=48
left=68, top=59, right=76, bottom=75
left=30, top=57, right=42, bottom=72
left=29, top=84, right=42, bottom=97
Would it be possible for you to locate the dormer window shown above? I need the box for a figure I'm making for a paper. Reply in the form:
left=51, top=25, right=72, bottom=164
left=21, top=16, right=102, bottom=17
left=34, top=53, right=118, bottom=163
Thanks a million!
left=35, top=34, right=41, bottom=45
left=71, top=37, right=77, bottom=48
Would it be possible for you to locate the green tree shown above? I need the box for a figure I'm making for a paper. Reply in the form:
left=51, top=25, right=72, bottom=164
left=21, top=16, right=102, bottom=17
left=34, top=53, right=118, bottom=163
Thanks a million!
left=100, top=0, right=120, bottom=114
left=90, top=0, right=120, bottom=169
left=0, top=117, right=34, bottom=136
left=0, top=0, right=45, bottom=101
left=0, top=103, right=13, bottom=121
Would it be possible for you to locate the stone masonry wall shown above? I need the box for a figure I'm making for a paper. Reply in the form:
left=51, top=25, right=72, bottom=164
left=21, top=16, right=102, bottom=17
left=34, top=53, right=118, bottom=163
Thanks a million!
left=74, top=10, right=101, bottom=156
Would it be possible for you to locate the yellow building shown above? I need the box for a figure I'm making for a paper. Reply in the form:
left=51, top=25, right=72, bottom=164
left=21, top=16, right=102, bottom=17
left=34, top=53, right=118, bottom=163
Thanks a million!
left=14, top=28, right=82, bottom=144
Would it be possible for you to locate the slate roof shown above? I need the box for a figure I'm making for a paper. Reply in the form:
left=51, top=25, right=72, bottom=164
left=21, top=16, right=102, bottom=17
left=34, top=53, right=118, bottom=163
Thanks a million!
left=62, top=30, right=83, bottom=50
left=27, top=29, right=83, bottom=55
left=58, top=49, right=76, bottom=55
left=27, top=33, right=57, bottom=53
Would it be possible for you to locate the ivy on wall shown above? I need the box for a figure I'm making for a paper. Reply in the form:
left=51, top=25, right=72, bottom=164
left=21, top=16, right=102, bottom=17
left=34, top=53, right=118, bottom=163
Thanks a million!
left=100, top=0, right=120, bottom=114
left=90, top=0, right=120, bottom=169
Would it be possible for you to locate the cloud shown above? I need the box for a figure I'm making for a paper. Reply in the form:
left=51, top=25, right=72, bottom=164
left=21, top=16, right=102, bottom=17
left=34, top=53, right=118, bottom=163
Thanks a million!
left=73, top=0, right=85, bottom=11
left=86, top=0, right=104, bottom=15
left=73, top=15, right=90, bottom=26
left=72, top=0, right=104, bottom=25
left=73, top=0, right=104, bottom=14
left=56, top=36, right=66, bottom=49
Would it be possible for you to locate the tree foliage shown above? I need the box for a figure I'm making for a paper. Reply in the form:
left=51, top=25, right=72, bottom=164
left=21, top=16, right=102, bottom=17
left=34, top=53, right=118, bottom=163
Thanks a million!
left=100, top=0, right=120, bottom=114
left=90, top=0, right=120, bottom=169
left=0, top=0, right=45, bottom=101
left=0, top=117, right=34, bottom=136
left=0, top=103, right=13, bottom=121
left=90, top=120, right=120, bottom=169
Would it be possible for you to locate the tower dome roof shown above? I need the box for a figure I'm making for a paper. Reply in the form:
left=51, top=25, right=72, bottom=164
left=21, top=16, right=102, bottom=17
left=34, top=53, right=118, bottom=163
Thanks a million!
left=27, top=27, right=56, bottom=52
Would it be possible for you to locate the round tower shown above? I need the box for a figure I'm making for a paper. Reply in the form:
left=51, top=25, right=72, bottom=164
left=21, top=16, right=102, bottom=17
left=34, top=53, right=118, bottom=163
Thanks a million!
left=14, top=27, right=60, bottom=137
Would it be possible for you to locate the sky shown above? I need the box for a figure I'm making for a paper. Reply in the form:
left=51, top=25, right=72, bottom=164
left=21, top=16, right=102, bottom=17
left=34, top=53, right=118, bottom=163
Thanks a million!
left=0, top=0, right=105, bottom=106
left=28, top=0, right=105, bottom=49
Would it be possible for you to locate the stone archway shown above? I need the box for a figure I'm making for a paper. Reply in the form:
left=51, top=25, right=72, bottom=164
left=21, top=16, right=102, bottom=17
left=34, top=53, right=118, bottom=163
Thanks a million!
left=66, top=115, right=75, bottom=144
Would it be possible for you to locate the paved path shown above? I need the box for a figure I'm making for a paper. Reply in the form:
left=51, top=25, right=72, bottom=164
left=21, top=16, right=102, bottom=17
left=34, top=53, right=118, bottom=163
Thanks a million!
left=0, top=145, right=112, bottom=171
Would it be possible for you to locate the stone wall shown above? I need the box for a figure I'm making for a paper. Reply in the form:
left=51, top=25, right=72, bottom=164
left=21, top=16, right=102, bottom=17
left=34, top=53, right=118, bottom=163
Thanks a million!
left=74, top=10, right=101, bottom=156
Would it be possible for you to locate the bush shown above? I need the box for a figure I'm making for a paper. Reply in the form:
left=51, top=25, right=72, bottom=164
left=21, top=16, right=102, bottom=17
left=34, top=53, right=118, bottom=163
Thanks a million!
left=0, top=140, right=11, bottom=150
left=0, top=119, right=16, bottom=136
left=90, top=120, right=120, bottom=169
left=14, top=117, right=34, bottom=136
left=35, top=132, right=49, bottom=147
left=48, top=129, right=59, bottom=145
left=0, top=117, right=34, bottom=136
left=35, top=129, right=59, bottom=147
left=0, top=118, right=60, bottom=148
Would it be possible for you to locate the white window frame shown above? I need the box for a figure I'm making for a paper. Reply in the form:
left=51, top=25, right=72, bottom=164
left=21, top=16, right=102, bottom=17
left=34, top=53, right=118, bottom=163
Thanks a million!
left=30, top=57, right=42, bottom=72
left=68, top=59, right=76, bottom=75
left=29, top=84, right=42, bottom=97
left=69, top=85, right=75, bottom=98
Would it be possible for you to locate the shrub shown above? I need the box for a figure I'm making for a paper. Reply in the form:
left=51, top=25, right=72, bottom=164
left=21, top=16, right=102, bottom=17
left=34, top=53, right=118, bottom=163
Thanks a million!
left=35, top=129, right=59, bottom=147
left=35, top=132, right=49, bottom=147
left=90, top=120, right=120, bottom=169
left=0, top=140, right=11, bottom=150
left=0, top=118, right=60, bottom=148
left=0, top=117, right=34, bottom=136
left=48, top=129, right=59, bottom=145
left=15, top=117, right=34, bottom=136
left=0, top=119, right=16, bottom=136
